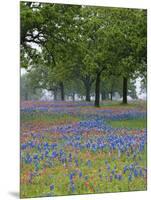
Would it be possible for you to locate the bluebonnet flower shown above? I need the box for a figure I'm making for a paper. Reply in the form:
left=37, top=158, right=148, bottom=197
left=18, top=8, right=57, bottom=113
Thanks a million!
left=118, top=174, right=122, bottom=181
left=29, top=141, right=35, bottom=148
left=59, top=149, right=63, bottom=157
left=107, top=164, right=110, bottom=172
left=139, top=168, right=143, bottom=176
left=51, top=151, right=58, bottom=158
left=44, top=142, right=49, bottom=149
left=111, top=170, right=115, bottom=175
left=129, top=164, right=134, bottom=171
left=68, top=153, right=72, bottom=162
left=45, top=150, right=49, bottom=157
left=33, top=154, right=38, bottom=160
left=92, top=143, right=97, bottom=151
left=69, top=173, right=74, bottom=182
left=123, top=166, right=128, bottom=174
left=79, top=171, right=82, bottom=178
left=75, top=159, right=78, bottom=167
left=134, top=169, right=138, bottom=177
left=21, top=143, right=27, bottom=150
left=50, top=184, right=54, bottom=191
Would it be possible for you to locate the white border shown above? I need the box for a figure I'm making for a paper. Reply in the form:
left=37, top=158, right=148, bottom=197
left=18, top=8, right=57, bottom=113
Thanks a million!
left=21, top=0, right=148, bottom=9
left=0, top=0, right=151, bottom=200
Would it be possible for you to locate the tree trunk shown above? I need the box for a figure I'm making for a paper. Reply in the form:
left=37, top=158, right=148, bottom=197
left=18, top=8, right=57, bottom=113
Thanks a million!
left=110, top=92, right=113, bottom=101
left=54, top=89, right=57, bottom=101
left=60, top=82, right=65, bottom=101
left=85, top=85, right=91, bottom=102
left=72, top=92, right=75, bottom=101
left=83, top=76, right=94, bottom=102
left=123, top=77, right=128, bottom=104
left=110, top=84, right=113, bottom=101
left=95, top=72, right=101, bottom=107
left=110, top=90, right=113, bottom=101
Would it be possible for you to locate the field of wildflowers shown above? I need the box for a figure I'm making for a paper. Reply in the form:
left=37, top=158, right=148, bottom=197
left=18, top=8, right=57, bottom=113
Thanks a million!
left=20, top=101, right=147, bottom=198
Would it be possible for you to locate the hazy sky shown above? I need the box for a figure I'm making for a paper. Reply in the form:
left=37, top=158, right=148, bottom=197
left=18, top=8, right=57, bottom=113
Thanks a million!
left=21, top=68, right=27, bottom=76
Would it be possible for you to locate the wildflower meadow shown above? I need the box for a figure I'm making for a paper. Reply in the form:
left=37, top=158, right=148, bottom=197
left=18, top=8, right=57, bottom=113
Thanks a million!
left=20, top=101, right=147, bottom=198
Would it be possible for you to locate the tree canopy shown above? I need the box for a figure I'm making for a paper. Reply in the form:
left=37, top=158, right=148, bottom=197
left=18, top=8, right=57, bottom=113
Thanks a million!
left=20, top=2, right=147, bottom=106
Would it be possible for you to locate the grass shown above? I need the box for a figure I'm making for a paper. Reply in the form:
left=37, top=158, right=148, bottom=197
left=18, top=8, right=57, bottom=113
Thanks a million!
left=108, top=118, right=146, bottom=129
left=84, top=100, right=147, bottom=111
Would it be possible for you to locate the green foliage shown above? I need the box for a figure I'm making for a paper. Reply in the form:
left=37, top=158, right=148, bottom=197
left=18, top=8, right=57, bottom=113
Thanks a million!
left=108, top=118, right=146, bottom=129
left=20, top=3, right=147, bottom=103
